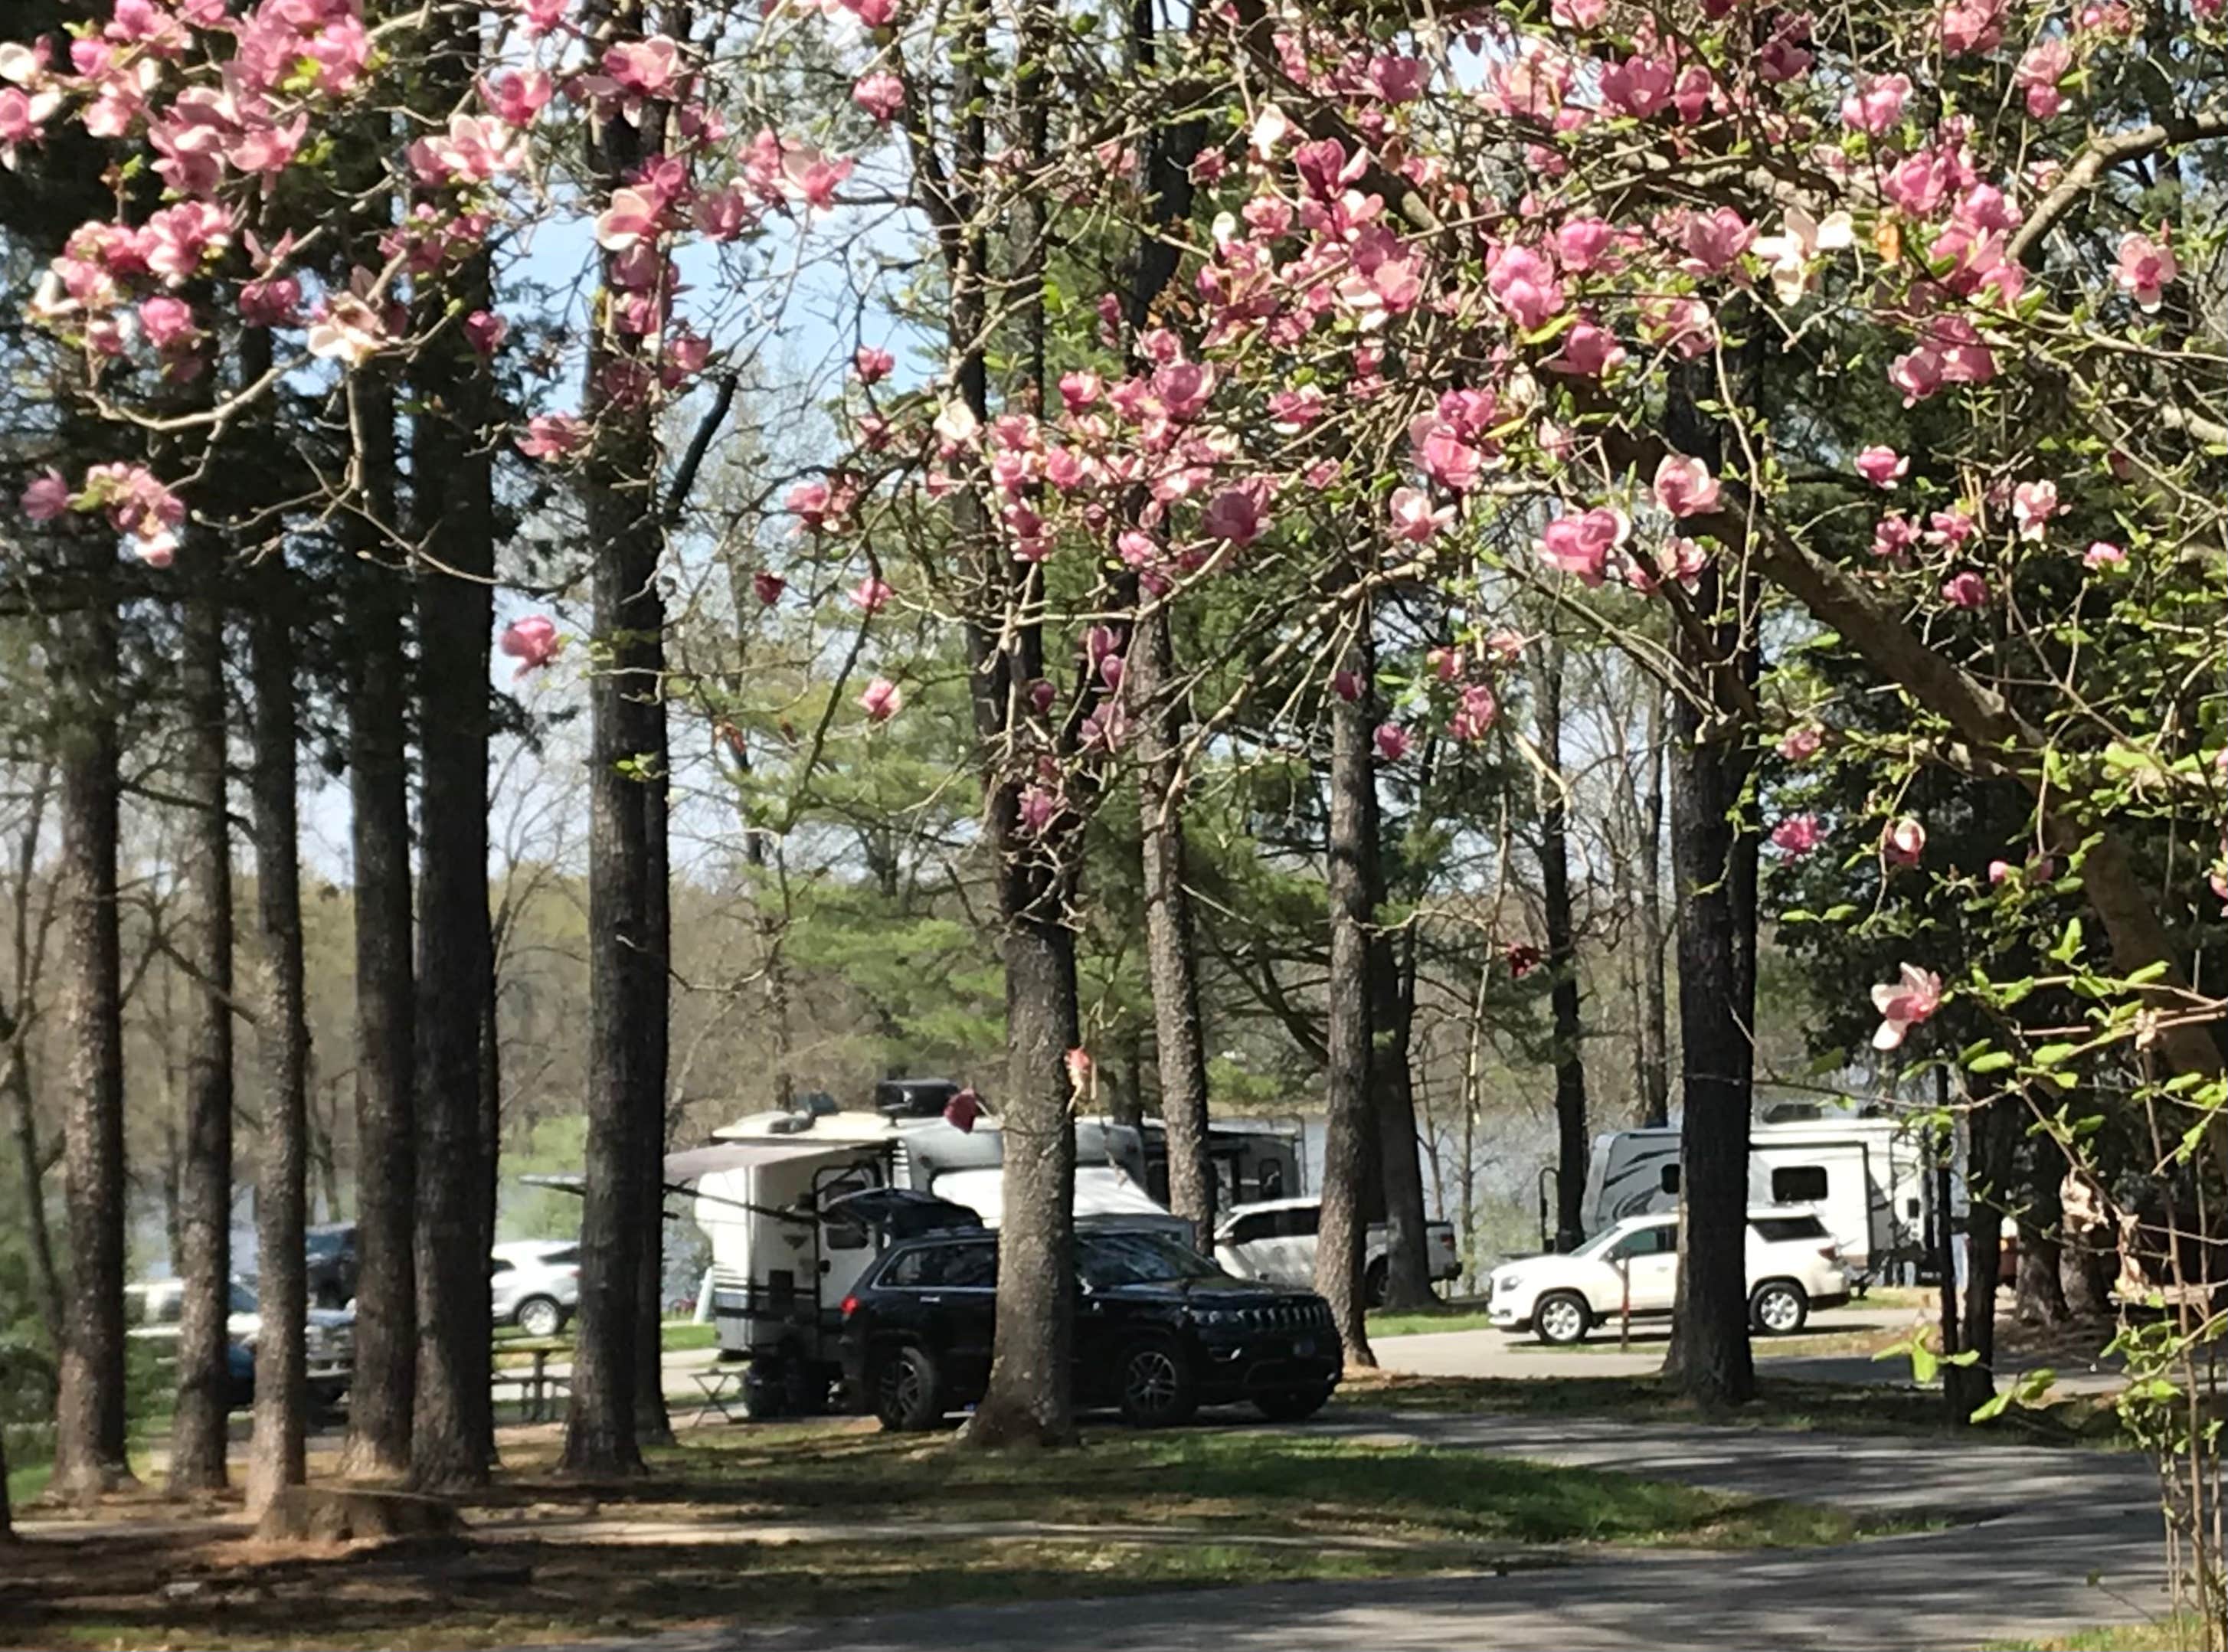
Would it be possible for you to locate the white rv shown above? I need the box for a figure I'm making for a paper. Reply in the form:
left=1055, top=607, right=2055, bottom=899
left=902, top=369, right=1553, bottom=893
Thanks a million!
left=672, top=1084, right=1174, bottom=1412
left=1580, top=1113, right=1930, bottom=1284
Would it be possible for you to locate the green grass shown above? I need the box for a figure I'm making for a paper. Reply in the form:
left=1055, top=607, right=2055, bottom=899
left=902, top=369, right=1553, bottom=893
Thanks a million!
left=1990, top=1618, right=2204, bottom=1650
left=1368, top=1304, right=1497, bottom=1337
left=1335, top=1369, right=2131, bottom=1445
left=10, top=1418, right=1925, bottom=1649
left=7, top=1453, right=52, bottom=1510
left=659, top=1320, right=718, bottom=1351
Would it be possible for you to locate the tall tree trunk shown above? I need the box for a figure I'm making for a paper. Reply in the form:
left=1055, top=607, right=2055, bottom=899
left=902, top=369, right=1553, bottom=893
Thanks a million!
left=0, top=1409, right=11, bottom=1539
left=409, top=49, right=497, bottom=1482
left=246, top=553, right=311, bottom=1518
left=635, top=701, right=673, bottom=1448
left=965, top=0, right=1082, bottom=1451
left=5, top=767, right=64, bottom=1349
left=1536, top=638, right=1590, bottom=1251
left=1367, top=924, right=1431, bottom=1310
left=1637, top=690, right=1670, bottom=1130
left=563, top=0, right=669, bottom=1474
left=1134, top=609, right=1214, bottom=1233
left=2015, top=1145, right=2072, bottom=1326
left=2064, top=1219, right=2115, bottom=1319
left=341, top=380, right=416, bottom=1480
left=51, top=515, right=133, bottom=1502
left=1661, top=574, right=1760, bottom=1408
left=1317, top=629, right=1379, bottom=1369
left=1950, top=1100, right=2012, bottom=1420
left=169, top=538, right=235, bottom=1495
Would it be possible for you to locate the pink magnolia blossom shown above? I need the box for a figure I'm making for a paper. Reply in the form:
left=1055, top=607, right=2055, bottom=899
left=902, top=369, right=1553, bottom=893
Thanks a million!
left=2015, top=40, right=2073, bottom=119
left=519, top=414, right=587, bottom=460
left=1871, top=963, right=1944, bottom=1050
left=2012, top=479, right=2058, bottom=541
left=1331, top=670, right=1363, bottom=703
left=853, top=345, right=895, bottom=384
left=481, top=69, right=552, bottom=126
left=851, top=574, right=894, bottom=613
left=1416, top=427, right=1482, bottom=493
left=943, top=1087, right=981, bottom=1134
left=1872, top=514, right=1920, bottom=561
left=2083, top=540, right=2127, bottom=571
left=1058, top=371, right=1102, bottom=414
left=1017, top=784, right=1059, bottom=835
left=1485, top=629, right=1526, bottom=666
left=464, top=310, right=508, bottom=357
left=237, top=275, right=302, bottom=328
left=787, top=479, right=836, bottom=531
left=137, top=294, right=198, bottom=352
left=1548, top=321, right=1625, bottom=378
left=1770, top=814, right=1825, bottom=857
left=1777, top=725, right=1824, bottom=762
left=1374, top=722, right=1412, bottom=762
left=859, top=677, right=902, bottom=722
left=1506, top=941, right=1543, bottom=979
left=1855, top=447, right=1908, bottom=488
left=693, top=186, right=755, bottom=241
left=499, top=615, right=561, bottom=679
left=1486, top=242, right=1564, bottom=332
left=1450, top=682, right=1497, bottom=743
left=752, top=571, right=785, bottom=605
left=850, top=70, right=904, bottom=123
left=1653, top=454, right=1721, bottom=518
left=306, top=292, right=387, bottom=367
left=1883, top=816, right=1927, bottom=869
left=1942, top=571, right=1990, bottom=608
left=1677, top=206, right=1755, bottom=275
left=595, top=187, right=663, bottom=253
left=2115, top=231, right=2177, bottom=312
left=78, top=461, right=183, bottom=564
left=1840, top=73, right=1911, bottom=134
left=603, top=36, right=683, bottom=100
left=1201, top=486, right=1265, bottom=546
left=1389, top=486, right=1453, bottom=543
left=1537, top=507, right=1628, bottom=587
left=1937, top=0, right=2005, bottom=56
left=20, top=469, right=70, bottom=522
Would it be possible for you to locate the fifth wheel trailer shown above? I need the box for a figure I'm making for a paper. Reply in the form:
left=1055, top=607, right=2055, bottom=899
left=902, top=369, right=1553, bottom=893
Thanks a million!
left=1579, top=1115, right=1932, bottom=1284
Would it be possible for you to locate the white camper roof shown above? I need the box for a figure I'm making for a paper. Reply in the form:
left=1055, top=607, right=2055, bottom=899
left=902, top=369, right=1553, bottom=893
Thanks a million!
left=665, top=1138, right=882, bottom=1182
left=931, top=1165, right=1173, bottom=1228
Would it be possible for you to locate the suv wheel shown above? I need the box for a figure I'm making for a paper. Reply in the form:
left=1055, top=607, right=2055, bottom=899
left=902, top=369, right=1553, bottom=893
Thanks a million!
left=1363, top=1258, right=1389, bottom=1309
left=872, top=1343, right=944, bottom=1431
left=1117, top=1338, right=1199, bottom=1428
left=1254, top=1385, right=1333, bottom=1423
left=515, top=1296, right=565, bottom=1339
left=1750, top=1279, right=1809, bottom=1336
left=1533, top=1291, right=1592, bottom=1346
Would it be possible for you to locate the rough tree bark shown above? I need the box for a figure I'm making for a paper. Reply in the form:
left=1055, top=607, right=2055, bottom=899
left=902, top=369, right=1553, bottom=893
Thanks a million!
left=1660, top=586, right=1760, bottom=1404
left=340, top=373, right=416, bottom=1480
left=51, top=509, right=134, bottom=1502
left=168, top=529, right=235, bottom=1496
left=247, top=549, right=312, bottom=1518
left=409, top=9, right=497, bottom=1485
left=1366, top=921, right=1432, bottom=1310
left=1536, top=636, right=1591, bottom=1252
left=1949, top=1099, right=2014, bottom=1420
left=1636, top=690, right=1671, bottom=1130
left=1318, top=626, right=1379, bottom=1369
left=562, top=0, right=668, bottom=1477
left=965, top=0, right=1084, bottom=1449
left=2014, top=1144, right=2072, bottom=1327
left=1134, top=608, right=1215, bottom=1235
left=636, top=695, right=673, bottom=1448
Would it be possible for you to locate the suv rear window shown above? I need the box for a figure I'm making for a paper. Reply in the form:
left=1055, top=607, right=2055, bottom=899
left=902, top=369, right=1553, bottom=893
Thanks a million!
left=1751, top=1215, right=1830, bottom=1243
left=884, top=1241, right=997, bottom=1289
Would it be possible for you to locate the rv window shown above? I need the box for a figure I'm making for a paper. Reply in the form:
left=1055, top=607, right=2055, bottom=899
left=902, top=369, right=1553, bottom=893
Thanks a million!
left=1772, top=1166, right=1830, bottom=1203
left=1228, top=1212, right=1276, bottom=1246
left=1259, top=1163, right=1285, bottom=1199
left=1658, top=1163, right=1680, bottom=1195
left=1751, top=1215, right=1829, bottom=1243
left=1906, top=1197, right=1921, bottom=1219
left=1277, top=1205, right=1321, bottom=1240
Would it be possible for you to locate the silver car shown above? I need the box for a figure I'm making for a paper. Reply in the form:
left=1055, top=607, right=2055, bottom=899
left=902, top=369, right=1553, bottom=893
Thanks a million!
left=490, top=1241, right=580, bottom=1337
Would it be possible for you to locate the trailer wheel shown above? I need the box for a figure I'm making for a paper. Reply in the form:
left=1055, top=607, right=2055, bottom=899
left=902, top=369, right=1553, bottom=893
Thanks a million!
left=872, top=1343, right=944, bottom=1431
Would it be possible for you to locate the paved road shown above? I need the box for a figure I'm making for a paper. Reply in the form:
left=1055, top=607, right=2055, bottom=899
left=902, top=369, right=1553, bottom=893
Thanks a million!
left=1377, top=1305, right=2126, bottom=1395
left=586, top=1413, right=2167, bottom=1652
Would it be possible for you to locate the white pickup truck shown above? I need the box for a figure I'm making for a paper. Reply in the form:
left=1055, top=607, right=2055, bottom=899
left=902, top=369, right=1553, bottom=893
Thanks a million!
left=1213, top=1196, right=1460, bottom=1306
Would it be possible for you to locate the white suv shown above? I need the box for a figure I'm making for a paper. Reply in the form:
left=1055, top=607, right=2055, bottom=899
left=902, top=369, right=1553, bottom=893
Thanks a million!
left=1487, top=1209, right=1850, bottom=1346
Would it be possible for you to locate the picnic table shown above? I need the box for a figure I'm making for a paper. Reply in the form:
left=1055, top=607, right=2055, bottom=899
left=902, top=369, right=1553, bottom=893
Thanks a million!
left=492, top=1336, right=571, bottom=1421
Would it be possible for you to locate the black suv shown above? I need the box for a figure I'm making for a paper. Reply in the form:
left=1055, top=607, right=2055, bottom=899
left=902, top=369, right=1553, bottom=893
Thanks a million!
left=839, top=1227, right=1342, bottom=1430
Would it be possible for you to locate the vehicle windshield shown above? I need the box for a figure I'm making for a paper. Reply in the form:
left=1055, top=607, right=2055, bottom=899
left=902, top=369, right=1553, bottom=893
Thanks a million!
left=306, top=1230, right=348, bottom=1259
left=229, top=1282, right=257, bottom=1314
left=1078, top=1232, right=1226, bottom=1287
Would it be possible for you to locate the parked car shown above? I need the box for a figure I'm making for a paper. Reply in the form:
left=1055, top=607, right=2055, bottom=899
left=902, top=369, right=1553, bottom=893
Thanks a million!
left=1213, top=1197, right=1461, bottom=1306
left=1487, top=1209, right=1850, bottom=1345
left=305, top=1222, right=358, bottom=1310
left=839, top=1227, right=1342, bottom=1431
left=124, top=1277, right=354, bottom=1408
left=490, top=1241, right=581, bottom=1337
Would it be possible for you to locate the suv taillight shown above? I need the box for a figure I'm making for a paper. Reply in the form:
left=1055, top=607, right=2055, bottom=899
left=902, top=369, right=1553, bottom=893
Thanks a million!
left=840, top=1294, right=860, bottom=1320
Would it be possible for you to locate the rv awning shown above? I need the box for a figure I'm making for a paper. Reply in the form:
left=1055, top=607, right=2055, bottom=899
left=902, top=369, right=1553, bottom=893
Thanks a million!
left=664, top=1140, right=869, bottom=1183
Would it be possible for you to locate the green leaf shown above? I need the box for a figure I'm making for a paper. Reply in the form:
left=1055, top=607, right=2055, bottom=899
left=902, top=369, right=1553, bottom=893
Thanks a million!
left=2032, top=1043, right=2079, bottom=1069
left=1968, top=1052, right=2015, bottom=1075
left=2050, top=917, right=2084, bottom=965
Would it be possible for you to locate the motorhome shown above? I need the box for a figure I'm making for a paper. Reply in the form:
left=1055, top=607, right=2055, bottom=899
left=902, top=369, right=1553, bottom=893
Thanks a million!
left=1579, top=1111, right=1932, bottom=1285
left=674, top=1078, right=1175, bottom=1413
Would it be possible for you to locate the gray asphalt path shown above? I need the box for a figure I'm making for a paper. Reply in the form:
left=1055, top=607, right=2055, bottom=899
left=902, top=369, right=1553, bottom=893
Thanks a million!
left=1377, top=1307, right=2127, bottom=1395
left=576, top=1412, right=2168, bottom=1652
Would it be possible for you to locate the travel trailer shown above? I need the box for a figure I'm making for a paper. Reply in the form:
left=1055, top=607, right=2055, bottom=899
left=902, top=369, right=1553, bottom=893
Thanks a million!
left=1579, top=1112, right=1932, bottom=1285
left=675, top=1078, right=1174, bottom=1413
